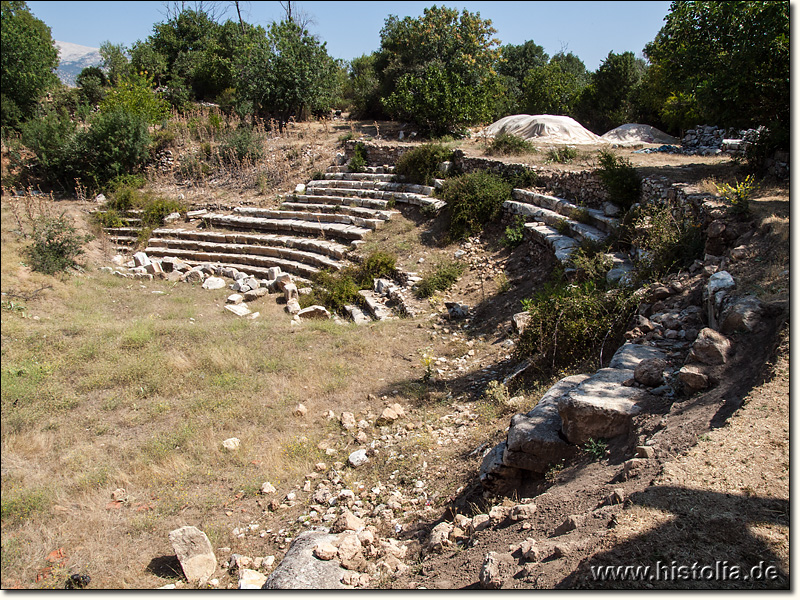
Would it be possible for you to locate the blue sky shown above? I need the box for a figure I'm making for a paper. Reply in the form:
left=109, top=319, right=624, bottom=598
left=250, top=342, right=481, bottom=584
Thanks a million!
left=27, top=1, right=673, bottom=71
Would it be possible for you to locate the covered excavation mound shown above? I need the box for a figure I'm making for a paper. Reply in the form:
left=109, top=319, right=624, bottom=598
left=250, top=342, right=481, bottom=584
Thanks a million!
left=601, top=123, right=679, bottom=145
left=483, top=114, right=603, bottom=145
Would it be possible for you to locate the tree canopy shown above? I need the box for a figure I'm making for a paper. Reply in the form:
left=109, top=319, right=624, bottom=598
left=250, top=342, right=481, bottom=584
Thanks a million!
left=376, top=5, right=502, bottom=135
left=644, top=0, right=789, bottom=132
left=1, top=0, right=59, bottom=130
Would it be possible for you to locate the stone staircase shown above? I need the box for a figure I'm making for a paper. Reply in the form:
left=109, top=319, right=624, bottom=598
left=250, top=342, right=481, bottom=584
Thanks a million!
left=504, top=188, right=634, bottom=283
left=99, top=165, right=443, bottom=322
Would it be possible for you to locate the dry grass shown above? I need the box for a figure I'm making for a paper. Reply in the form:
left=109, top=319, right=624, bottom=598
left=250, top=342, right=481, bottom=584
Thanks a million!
left=0, top=193, right=513, bottom=588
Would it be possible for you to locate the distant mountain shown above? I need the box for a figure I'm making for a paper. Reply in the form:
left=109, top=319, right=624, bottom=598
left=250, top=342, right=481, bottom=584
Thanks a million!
left=55, top=41, right=103, bottom=87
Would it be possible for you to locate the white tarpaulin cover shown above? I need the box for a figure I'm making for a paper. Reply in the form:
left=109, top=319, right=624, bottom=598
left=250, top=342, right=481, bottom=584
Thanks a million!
left=483, top=114, right=604, bottom=144
left=601, top=123, right=679, bottom=145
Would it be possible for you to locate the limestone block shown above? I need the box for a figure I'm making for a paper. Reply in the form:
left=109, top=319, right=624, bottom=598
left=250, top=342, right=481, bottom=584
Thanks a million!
left=168, top=526, right=216, bottom=582
left=558, top=368, right=645, bottom=445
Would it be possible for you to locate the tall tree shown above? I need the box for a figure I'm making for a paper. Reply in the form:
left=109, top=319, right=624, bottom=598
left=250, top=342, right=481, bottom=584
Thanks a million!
left=575, top=51, right=647, bottom=134
left=376, top=6, right=502, bottom=135
left=237, top=20, right=337, bottom=120
left=1, top=0, right=59, bottom=129
left=644, top=0, right=789, bottom=133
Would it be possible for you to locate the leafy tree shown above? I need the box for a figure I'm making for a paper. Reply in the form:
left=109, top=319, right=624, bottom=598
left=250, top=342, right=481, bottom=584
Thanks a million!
left=1, top=0, right=59, bottom=130
left=76, top=66, right=108, bottom=106
left=644, top=0, right=789, bottom=135
left=498, top=40, right=549, bottom=83
left=99, top=71, right=170, bottom=125
left=575, top=51, right=647, bottom=134
left=496, top=40, right=549, bottom=115
left=237, top=20, right=338, bottom=120
left=376, top=6, right=502, bottom=136
left=345, top=53, right=384, bottom=119
left=99, top=41, right=131, bottom=85
left=523, top=59, right=585, bottom=116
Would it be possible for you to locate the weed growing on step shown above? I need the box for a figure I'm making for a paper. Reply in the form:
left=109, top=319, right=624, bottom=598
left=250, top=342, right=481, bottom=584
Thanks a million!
left=569, top=207, right=593, bottom=225
left=596, top=150, right=641, bottom=213
left=484, top=130, right=535, bottom=156
left=394, top=143, right=454, bottom=185
left=500, top=216, right=527, bottom=249
left=348, top=142, right=368, bottom=173
left=415, top=259, right=465, bottom=299
left=440, top=171, right=512, bottom=241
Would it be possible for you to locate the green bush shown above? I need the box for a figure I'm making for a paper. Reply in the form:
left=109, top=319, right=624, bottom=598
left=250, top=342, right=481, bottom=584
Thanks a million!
left=25, top=213, right=90, bottom=275
left=485, top=130, right=535, bottom=156
left=356, top=251, right=396, bottom=287
left=628, top=202, right=704, bottom=280
left=506, top=168, right=540, bottom=189
left=415, top=260, right=465, bottom=299
left=516, top=277, right=637, bottom=378
left=715, top=174, right=757, bottom=217
left=440, top=171, right=512, bottom=240
left=596, top=150, right=641, bottom=213
left=394, top=143, right=454, bottom=185
left=219, top=126, right=264, bottom=163
left=546, top=146, right=578, bottom=163
left=348, top=142, right=367, bottom=173
left=83, top=106, right=152, bottom=187
left=500, top=215, right=527, bottom=249
left=19, top=108, right=81, bottom=188
left=94, top=210, right=125, bottom=228
left=307, top=270, right=361, bottom=314
left=141, top=198, right=186, bottom=228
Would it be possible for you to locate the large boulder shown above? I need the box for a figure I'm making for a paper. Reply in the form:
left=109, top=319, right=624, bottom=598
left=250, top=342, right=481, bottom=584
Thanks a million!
left=558, top=368, right=646, bottom=445
left=503, top=375, right=588, bottom=473
left=689, top=328, right=732, bottom=365
left=262, top=530, right=349, bottom=589
left=720, top=295, right=763, bottom=334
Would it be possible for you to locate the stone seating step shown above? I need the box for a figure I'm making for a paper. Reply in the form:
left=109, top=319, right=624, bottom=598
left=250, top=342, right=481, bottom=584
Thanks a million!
left=505, top=200, right=608, bottom=244
left=325, top=165, right=395, bottom=174
left=280, top=202, right=396, bottom=221
left=286, top=192, right=392, bottom=210
left=150, top=227, right=350, bottom=260
left=322, top=172, right=395, bottom=182
left=523, top=222, right=579, bottom=263
left=233, top=207, right=384, bottom=231
left=143, top=246, right=321, bottom=279
left=202, top=213, right=371, bottom=241
left=503, top=374, right=590, bottom=473
left=147, top=237, right=343, bottom=271
left=512, top=189, right=619, bottom=234
left=358, top=289, right=393, bottom=321
left=307, top=179, right=435, bottom=197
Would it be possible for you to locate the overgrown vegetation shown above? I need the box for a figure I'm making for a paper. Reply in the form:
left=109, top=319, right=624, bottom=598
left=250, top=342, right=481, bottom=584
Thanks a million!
left=439, top=171, right=512, bottom=241
left=24, top=213, right=90, bottom=275
left=302, top=250, right=397, bottom=314
left=484, top=130, right=535, bottom=156
left=500, top=216, right=527, bottom=249
left=596, top=150, right=641, bottom=213
left=394, top=143, right=453, bottom=185
left=415, top=260, right=465, bottom=299
left=516, top=265, right=638, bottom=378
left=546, top=146, right=578, bottom=164
left=626, top=202, right=704, bottom=281
left=715, top=174, right=757, bottom=217
left=348, top=142, right=368, bottom=173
